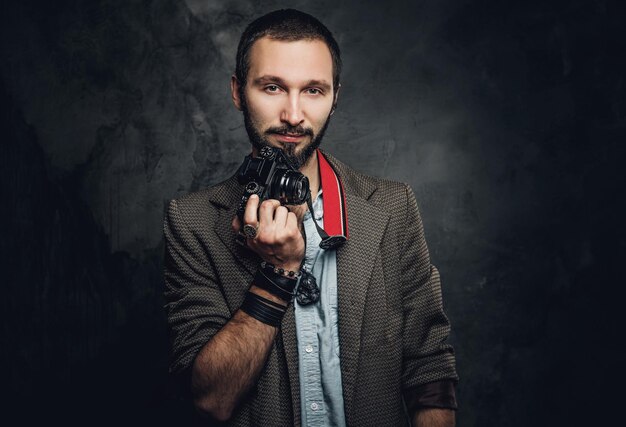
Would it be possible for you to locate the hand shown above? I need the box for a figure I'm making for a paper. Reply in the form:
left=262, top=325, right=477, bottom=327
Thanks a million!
left=231, top=194, right=305, bottom=271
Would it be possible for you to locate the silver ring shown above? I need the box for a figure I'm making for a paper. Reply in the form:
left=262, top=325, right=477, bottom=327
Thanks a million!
left=243, top=223, right=259, bottom=239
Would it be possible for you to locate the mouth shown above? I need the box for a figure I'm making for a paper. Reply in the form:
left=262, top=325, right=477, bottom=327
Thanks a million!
left=273, top=132, right=306, bottom=143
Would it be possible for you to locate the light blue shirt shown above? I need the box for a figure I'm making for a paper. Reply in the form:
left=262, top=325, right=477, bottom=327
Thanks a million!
left=295, top=191, right=347, bottom=427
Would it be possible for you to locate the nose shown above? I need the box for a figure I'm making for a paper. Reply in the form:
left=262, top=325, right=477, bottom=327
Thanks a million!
left=280, top=92, right=304, bottom=127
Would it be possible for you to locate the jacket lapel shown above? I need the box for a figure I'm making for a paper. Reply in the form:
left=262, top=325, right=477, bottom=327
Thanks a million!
left=321, top=152, right=391, bottom=425
left=335, top=189, right=390, bottom=425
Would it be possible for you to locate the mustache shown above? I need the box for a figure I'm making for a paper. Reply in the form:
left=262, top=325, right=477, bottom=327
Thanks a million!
left=265, top=125, right=314, bottom=137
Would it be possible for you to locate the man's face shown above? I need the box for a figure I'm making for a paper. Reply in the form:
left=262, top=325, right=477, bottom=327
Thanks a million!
left=234, top=37, right=338, bottom=169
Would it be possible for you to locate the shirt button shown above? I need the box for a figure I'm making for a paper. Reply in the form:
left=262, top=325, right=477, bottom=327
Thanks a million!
left=311, top=402, right=319, bottom=411
left=305, top=345, right=313, bottom=353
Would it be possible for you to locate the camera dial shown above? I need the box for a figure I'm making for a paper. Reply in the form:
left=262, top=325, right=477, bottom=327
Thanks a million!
left=245, top=182, right=261, bottom=195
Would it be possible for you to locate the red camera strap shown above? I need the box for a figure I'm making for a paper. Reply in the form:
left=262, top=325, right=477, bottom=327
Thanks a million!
left=317, top=150, right=349, bottom=240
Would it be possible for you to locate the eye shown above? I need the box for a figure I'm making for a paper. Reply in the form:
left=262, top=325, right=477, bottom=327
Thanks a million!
left=306, top=88, right=322, bottom=95
left=265, top=85, right=281, bottom=93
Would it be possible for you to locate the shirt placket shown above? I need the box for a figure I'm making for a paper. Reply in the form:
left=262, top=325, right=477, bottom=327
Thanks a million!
left=297, top=197, right=327, bottom=426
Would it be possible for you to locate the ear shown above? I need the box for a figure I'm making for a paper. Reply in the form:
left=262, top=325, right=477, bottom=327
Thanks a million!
left=231, top=74, right=243, bottom=111
left=331, top=83, right=341, bottom=115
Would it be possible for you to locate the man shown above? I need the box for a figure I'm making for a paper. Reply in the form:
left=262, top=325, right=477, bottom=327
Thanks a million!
left=163, top=9, right=458, bottom=426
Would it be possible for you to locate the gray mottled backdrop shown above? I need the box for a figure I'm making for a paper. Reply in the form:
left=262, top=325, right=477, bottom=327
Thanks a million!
left=2, top=0, right=624, bottom=425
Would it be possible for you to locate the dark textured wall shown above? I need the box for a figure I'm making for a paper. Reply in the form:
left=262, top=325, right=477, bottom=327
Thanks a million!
left=2, top=0, right=624, bottom=425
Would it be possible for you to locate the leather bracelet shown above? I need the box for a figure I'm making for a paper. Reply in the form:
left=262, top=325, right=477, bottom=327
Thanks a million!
left=240, top=291, right=285, bottom=327
left=253, top=268, right=297, bottom=302
left=260, top=267, right=298, bottom=291
left=241, top=300, right=281, bottom=326
left=247, top=291, right=287, bottom=311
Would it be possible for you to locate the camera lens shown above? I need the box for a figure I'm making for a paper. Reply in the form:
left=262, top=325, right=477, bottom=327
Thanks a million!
left=271, top=170, right=309, bottom=204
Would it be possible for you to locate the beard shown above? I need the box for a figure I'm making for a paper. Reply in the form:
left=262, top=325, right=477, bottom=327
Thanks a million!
left=241, top=94, right=333, bottom=170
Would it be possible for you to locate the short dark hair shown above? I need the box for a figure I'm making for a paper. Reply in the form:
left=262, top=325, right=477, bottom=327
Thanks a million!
left=235, top=9, right=342, bottom=92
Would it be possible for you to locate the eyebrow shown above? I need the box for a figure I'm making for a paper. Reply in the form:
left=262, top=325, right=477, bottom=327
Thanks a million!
left=252, top=75, right=332, bottom=92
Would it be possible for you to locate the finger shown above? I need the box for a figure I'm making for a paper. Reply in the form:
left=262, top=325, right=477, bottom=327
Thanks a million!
left=274, top=205, right=289, bottom=227
left=259, top=199, right=281, bottom=225
left=243, top=194, right=260, bottom=226
left=286, top=212, right=299, bottom=238
left=288, top=203, right=307, bottom=222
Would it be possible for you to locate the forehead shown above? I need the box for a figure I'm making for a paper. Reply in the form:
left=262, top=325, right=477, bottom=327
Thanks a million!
left=247, top=37, right=333, bottom=85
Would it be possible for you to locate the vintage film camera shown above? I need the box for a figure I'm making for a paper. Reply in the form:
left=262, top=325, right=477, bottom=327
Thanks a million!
left=236, top=146, right=310, bottom=223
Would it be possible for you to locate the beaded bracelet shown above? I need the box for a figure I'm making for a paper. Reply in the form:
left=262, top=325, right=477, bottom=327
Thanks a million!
left=260, top=261, right=302, bottom=279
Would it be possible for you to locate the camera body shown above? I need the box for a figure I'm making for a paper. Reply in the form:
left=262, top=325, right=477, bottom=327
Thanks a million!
left=236, top=146, right=310, bottom=221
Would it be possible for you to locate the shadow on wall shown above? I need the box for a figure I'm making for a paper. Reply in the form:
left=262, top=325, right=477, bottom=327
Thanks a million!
left=0, top=83, right=179, bottom=424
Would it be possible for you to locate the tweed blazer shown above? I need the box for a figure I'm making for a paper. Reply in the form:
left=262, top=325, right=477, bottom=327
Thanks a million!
left=163, top=151, right=458, bottom=426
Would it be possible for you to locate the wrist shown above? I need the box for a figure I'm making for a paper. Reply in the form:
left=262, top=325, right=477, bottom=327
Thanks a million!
left=253, top=263, right=299, bottom=303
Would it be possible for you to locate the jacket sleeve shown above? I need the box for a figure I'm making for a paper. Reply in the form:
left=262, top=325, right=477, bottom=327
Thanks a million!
left=399, top=184, right=459, bottom=409
left=162, top=199, right=231, bottom=382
